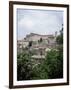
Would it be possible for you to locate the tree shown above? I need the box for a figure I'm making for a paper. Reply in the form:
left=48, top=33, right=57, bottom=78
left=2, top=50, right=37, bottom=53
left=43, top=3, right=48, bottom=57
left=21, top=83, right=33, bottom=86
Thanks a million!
left=31, top=62, right=49, bottom=79
left=38, top=38, right=43, bottom=43
left=28, top=41, right=33, bottom=47
left=17, top=52, right=33, bottom=80
left=56, top=24, right=63, bottom=44
left=41, top=25, right=63, bottom=79
left=44, top=49, right=63, bottom=79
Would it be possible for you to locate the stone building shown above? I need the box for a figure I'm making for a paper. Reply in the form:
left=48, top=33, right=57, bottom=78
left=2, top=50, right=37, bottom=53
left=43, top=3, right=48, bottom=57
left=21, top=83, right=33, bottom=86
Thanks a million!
left=25, top=33, right=55, bottom=43
left=17, top=33, right=56, bottom=55
left=17, top=33, right=58, bottom=65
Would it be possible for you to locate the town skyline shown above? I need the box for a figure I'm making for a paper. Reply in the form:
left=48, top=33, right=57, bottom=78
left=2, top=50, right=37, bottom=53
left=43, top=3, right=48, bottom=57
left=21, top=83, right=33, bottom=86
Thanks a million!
left=17, top=32, right=56, bottom=40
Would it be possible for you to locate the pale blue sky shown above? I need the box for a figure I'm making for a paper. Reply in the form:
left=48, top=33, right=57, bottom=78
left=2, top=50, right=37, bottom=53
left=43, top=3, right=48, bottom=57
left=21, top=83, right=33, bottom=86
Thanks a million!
left=17, top=9, right=63, bottom=40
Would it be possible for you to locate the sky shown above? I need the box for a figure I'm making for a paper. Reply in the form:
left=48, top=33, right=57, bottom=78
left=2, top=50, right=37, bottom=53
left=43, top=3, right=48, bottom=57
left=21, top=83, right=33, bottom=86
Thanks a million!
left=17, top=9, right=63, bottom=40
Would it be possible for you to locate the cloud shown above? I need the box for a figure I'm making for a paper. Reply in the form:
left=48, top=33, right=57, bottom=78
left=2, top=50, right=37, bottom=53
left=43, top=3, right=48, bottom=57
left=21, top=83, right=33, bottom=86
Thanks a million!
left=17, top=9, right=63, bottom=40
left=19, top=17, right=34, bottom=29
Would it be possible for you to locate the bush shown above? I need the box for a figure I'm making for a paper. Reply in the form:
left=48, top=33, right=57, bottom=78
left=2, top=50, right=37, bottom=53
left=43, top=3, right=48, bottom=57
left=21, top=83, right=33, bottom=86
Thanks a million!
left=44, top=49, right=63, bottom=79
left=17, top=48, right=63, bottom=80
left=31, top=63, right=48, bottom=79
left=17, top=52, right=32, bottom=80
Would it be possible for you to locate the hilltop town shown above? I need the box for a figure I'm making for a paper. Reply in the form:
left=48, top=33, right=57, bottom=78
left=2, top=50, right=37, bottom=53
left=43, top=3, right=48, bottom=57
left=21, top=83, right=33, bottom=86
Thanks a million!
left=17, top=33, right=57, bottom=63
left=17, top=29, right=63, bottom=80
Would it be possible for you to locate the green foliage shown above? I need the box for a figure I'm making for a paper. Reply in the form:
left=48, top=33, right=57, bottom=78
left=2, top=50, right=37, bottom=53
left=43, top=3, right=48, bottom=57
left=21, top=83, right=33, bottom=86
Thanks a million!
left=17, top=48, right=63, bottom=80
left=30, top=49, right=63, bottom=79
left=56, top=35, right=63, bottom=44
left=40, top=38, right=43, bottom=42
left=28, top=41, right=33, bottom=47
left=31, top=63, right=48, bottom=79
left=45, top=26, right=63, bottom=79
left=17, top=52, right=32, bottom=80
left=44, top=49, right=63, bottom=79
left=38, top=38, right=43, bottom=43
left=56, top=26, right=63, bottom=44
